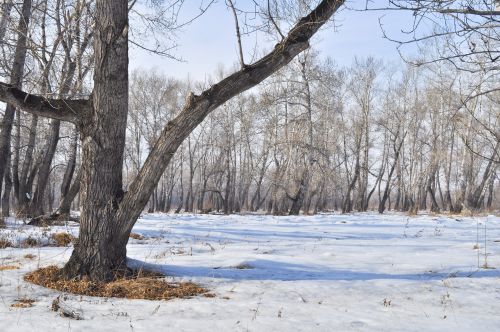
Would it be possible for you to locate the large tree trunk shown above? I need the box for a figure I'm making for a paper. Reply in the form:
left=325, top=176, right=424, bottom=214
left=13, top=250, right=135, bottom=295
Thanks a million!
left=62, top=0, right=129, bottom=281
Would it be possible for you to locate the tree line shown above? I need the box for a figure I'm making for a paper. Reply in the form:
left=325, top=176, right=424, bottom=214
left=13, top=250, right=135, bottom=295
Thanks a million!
left=126, top=53, right=498, bottom=216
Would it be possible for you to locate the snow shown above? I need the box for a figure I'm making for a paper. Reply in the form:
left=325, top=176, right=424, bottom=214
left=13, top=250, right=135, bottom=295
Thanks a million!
left=1, top=213, right=499, bottom=331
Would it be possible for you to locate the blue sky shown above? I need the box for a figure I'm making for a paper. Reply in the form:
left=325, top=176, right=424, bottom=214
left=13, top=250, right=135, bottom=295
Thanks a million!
left=129, top=1, right=417, bottom=81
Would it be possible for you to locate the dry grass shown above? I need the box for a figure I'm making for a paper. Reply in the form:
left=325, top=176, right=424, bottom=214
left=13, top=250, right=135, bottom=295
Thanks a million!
left=51, top=232, right=75, bottom=246
left=11, top=298, right=35, bottom=308
left=0, top=265, right=19, bottom=271
left=234, top=263, right=253, bottom=270
left=22, top=236, right=39, bottom=248
left=25, top=266, right=208, bottom=301
left=129, top=233, right=145, bottom=240
left=0, top=238, right=12, bottom=249
left=24, top=254, right=37, bottom=259
left=406, top=209, right=419, bottom=216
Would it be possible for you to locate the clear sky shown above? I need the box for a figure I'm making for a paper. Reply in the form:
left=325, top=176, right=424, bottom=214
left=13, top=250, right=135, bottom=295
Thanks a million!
left=129, top=1, right=417, bottom=81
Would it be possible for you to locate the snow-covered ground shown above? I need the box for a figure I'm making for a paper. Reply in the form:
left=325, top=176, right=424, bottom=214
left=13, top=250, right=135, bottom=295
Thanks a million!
left=1, top=213, right=499, bottom=331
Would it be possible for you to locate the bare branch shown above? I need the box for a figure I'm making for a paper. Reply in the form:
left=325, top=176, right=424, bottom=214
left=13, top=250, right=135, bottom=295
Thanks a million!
left=0, top=82, right=89, bottom=124
left=227, top=0, right=246, bottom=68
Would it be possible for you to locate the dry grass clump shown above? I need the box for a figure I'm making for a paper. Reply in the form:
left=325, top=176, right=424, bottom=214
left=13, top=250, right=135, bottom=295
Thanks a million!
left=234, top=263, right=254, bottom=270
left=0, top=238, right=12, bottom=249
left=129, top=233, right=145, bottom=240
left=22, top=236, right=39, bottom=247
left=25, top=266, right=208, bottom=301
left=51, top=232, right=75, bottom=246
left=11, top=298, right=35, bottom=308
left=24, top=254, right=36, bottom=259
left=0, top=265, right=19, bottom=271
left=406, top=209, right=418, bottom=216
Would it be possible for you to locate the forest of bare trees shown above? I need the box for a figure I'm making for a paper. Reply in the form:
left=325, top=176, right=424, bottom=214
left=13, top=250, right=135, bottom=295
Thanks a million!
left=0, top=0, right=498, bottom=280
left=0, top=0, right=498, bottom=223
left=125, top=52, right=499, bottom=216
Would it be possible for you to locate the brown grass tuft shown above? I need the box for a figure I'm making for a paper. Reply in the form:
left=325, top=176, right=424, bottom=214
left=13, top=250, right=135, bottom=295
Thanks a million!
left=0, top=238, right=12, bottom=249
left=406, top=209, right=418, bottom=216
left=51, top=233, right=75, bottom=246
left=11, top=298, right=35, bottom=308
left=24, top=254, right=36, bottom=259
left=129, top=233, right=145, bottom=240
left=0, top=265, right=19, bottom=271
left=24, top=266, right=207, bottom=301
left=234, top=263, right=253, bottom=270
left=22, top=236, right=39, bottom=247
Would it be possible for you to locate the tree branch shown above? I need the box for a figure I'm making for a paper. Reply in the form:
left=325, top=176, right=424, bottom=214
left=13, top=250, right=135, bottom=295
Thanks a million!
left=117, top=0, right=344, bottom=233
left=0, top=82, right=90, bottom=124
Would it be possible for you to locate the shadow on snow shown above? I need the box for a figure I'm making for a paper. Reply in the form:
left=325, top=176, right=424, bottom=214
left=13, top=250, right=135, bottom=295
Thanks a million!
left=128, top=258, right=500, bottom=282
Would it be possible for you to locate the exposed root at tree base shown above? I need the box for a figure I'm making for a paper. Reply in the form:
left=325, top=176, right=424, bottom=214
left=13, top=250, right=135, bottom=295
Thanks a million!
left=24, top=266, right=208, bottom=301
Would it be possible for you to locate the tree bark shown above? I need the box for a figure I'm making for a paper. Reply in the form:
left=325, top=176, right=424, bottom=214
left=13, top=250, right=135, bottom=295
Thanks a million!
left=62, top=0, right=130, bottom=281
left=1, top=152, right=12, bottom=218
left=0, top=0, right=32, bottom=223
left=0, top=0, right=13, bottom=42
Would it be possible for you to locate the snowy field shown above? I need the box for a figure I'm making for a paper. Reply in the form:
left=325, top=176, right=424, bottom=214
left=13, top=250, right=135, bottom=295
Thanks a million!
left=1, top=213, right=499, bottom=332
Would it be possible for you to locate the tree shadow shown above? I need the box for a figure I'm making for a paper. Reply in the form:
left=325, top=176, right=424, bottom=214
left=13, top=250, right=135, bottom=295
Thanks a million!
left=127, top=258, right=500, bottom=282
left=132, top=224, right=409, bottom=244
